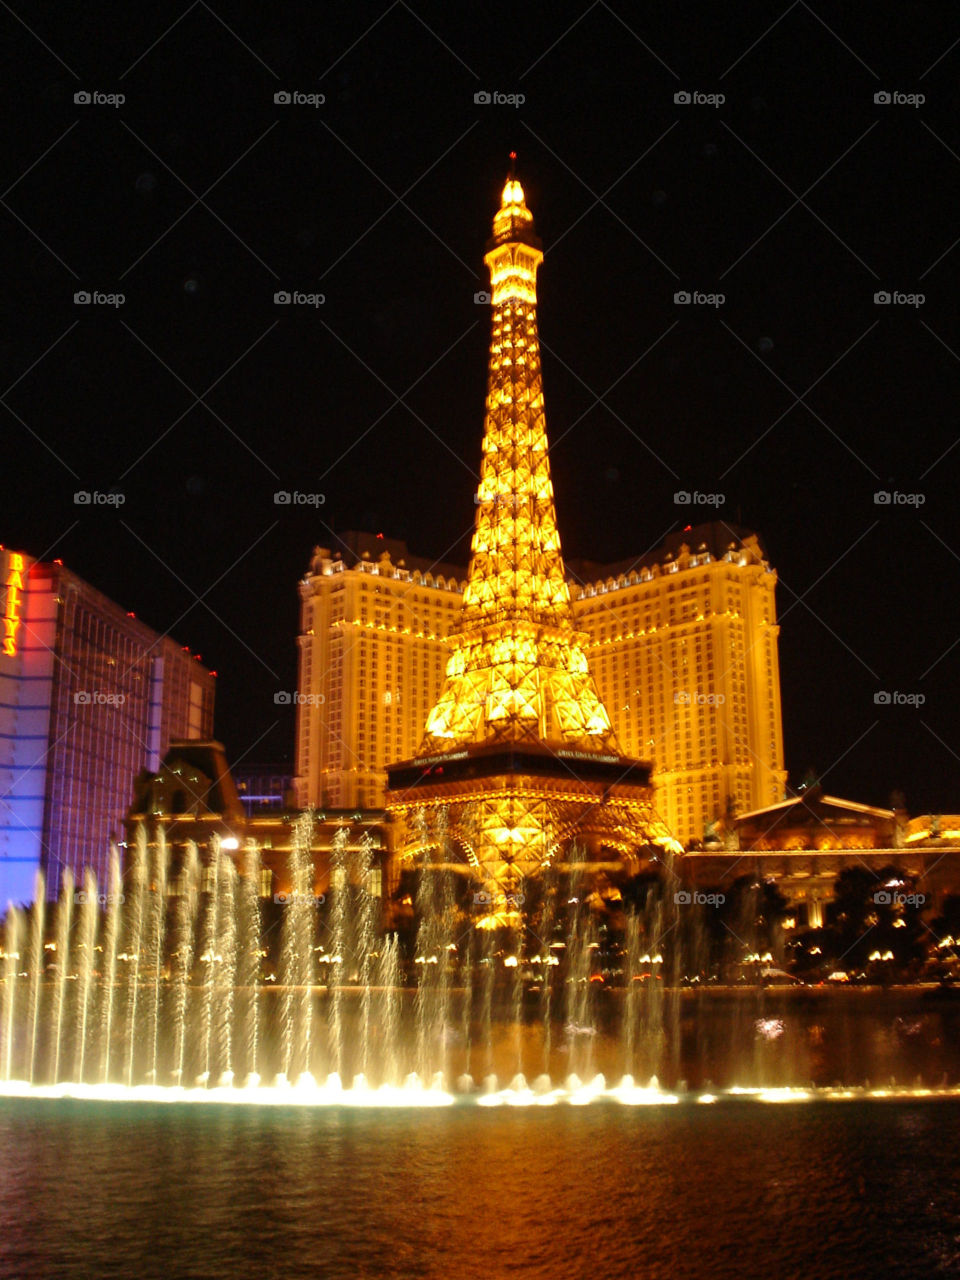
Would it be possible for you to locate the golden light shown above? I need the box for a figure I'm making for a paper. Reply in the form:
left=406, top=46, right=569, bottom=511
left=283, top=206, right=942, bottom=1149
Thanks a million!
left=386, top=163, right=679, bottom=889
left=2, top=552, right=26, bottom=657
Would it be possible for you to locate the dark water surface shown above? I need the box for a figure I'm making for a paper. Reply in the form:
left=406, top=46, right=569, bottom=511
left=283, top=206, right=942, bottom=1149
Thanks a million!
left=2, top=1099, right=959, bottom=1280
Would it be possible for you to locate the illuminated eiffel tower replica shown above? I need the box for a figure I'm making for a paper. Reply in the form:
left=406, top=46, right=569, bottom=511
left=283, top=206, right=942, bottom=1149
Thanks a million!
left=386, top=162, right=679, bottom=900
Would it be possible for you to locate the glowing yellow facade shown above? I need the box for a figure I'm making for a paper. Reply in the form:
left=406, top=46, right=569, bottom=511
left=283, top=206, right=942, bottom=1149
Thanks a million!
left=385, top=172, right=677, bottom=891
left=295, top=183, right=786, bottom=854
left=571, top=527, right=786, bottom=841
left=294, top=528, right=786, bottom=846
left=294, top=536, right=463, bottom=810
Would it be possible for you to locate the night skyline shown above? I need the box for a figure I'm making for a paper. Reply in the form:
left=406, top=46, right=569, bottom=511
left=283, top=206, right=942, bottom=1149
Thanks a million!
left=4, top=2, right=960, bottom=813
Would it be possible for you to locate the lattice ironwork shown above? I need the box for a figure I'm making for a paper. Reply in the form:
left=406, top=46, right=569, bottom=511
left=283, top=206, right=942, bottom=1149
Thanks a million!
left=420, top=175, right=616, bottom=755
left=388, top=168, right=680, bottom=892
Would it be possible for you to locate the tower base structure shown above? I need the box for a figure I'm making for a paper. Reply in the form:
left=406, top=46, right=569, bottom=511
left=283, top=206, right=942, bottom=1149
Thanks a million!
left=384, top=168, right=683, bottom=908
left=386, top=742, right=681, bottom=897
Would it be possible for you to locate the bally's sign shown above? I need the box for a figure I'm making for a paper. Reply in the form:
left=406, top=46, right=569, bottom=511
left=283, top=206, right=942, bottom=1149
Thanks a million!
left=2, top=552, right=25, bottom=657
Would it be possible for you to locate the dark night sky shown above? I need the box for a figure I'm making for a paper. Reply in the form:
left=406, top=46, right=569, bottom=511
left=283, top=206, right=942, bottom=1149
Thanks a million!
left=2, top=2, right=959, bottom=812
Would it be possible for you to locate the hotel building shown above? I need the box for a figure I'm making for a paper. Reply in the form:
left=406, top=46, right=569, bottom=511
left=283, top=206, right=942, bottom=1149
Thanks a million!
left=0, top=548, right=215, bottom=902
left=568, top=521, right=786, bottom=843
left=294, top=531, right=464, bottom=812
left=294, top=521, right=785, bottom=846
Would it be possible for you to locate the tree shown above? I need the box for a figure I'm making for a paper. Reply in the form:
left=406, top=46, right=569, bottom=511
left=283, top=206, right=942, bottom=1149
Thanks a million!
left=822, top=865, right=926, bottom=981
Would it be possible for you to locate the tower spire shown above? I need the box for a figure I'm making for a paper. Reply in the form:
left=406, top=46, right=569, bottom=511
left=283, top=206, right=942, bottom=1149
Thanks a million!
left=419, top=169, right=618, bottom=754
left=387, top=170, right=679, bottom=895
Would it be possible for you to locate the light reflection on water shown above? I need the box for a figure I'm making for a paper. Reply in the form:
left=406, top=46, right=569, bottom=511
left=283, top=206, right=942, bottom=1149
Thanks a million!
left=1, top=1098, right=959, bottom=1280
